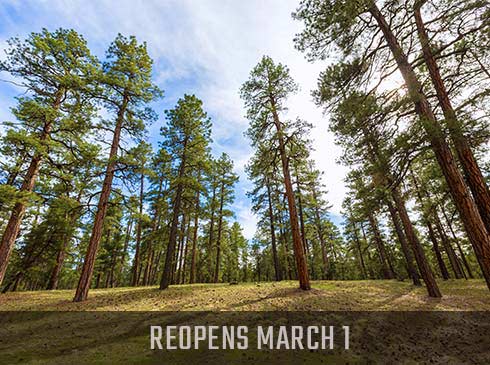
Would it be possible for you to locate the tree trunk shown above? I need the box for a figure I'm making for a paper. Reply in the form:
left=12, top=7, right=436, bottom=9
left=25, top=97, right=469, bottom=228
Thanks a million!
left=278, top=212, right=293, bottom=280
left=151, top=246, right=163, bottom=285
left=177, top=216, right=189, bottom=284
left=386, top=199, right=421, bottom=285
left=410, top=169, right=464, bottom=280
left=0, top=91, right=63, bottom=287
left=391, top=188, right=441, bottom=297
left=434, top=215, right=464, bottom=279
left=311, top=188, right=329, bottom=279
left=360, top=223, right=377, bottom=279
left=109, top=249, right=117, bottom=288
left=160, top=138, right=187, bottom=290
left=146, top=188, right=164, bottom=286
left=189, top=185, right=200, bottom=284
left=207, top=182, right=217, bottom=281
left=409, top=170, right=451, bottom=281
left=429, top=224, right=450, bottom=280
left=414, top=7, right=490, bottom=234
left=368, top=213, right=395, bottom=280
left=95, top=273, right=101, bottom=289
left=12, top=272, right=23, bottom=292
left=358, top=120, right=421, bottom=285
left=1, top=271, right=22, bottom=293
left=429, top=219, right=451, bottom=279
left=371, top=4, right=490, bottom=290
left=213, top=182, right=225, bottom=283
left=454, top=239, right=473, bottom=279
left=181, top=219, right=191, bottom=284
left=295, top=171, right=308, bottom=256
left=131, top=171, right=145, bottom=286
left=270, top=97, right=310, bottom=290
left=266, top=180, right=282, bottom=281
left=173, top=215, right=185, bottom=285
left=74, top=92, right=129, bottom=302
left=352, top=222, right=367, bottom=279
left=117, top=217, right=133, bottom=286
left=142, top=247, right=153, bottom=286
left=47, top=240, right=67, bottom=290
left=440, top=206, right=474, bottom=279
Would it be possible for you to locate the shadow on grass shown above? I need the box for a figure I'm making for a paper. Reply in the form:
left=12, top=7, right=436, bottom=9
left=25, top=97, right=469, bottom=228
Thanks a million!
left=0, top=286, right=201, bottom=311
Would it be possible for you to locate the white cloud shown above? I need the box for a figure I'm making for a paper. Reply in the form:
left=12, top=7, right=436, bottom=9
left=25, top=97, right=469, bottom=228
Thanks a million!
left=172, top=0, right=349, bottom=219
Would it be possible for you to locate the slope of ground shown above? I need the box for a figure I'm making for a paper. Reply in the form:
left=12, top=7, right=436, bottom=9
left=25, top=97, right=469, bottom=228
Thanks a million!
left=1, top=279, right=489, bottom=311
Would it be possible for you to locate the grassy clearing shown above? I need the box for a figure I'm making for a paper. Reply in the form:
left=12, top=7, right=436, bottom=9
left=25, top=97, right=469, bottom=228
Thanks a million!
left=1, top=279, right=489, bottom=311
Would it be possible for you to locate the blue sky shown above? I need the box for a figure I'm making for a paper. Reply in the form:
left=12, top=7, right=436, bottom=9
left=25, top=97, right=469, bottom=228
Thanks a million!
left=0, top=0, right=348, bottom=238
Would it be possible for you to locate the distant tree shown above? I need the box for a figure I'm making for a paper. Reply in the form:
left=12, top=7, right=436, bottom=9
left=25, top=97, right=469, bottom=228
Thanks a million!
left=212, top=153, right=238, bottom=283
left=225, top=222, right=248, bottom=283
left=125, top=141, right=153, bottom=286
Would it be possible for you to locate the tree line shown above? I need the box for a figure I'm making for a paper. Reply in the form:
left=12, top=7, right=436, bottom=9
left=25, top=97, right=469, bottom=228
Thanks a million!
left=0, top=30, right=249, bottom=301
left=0, top=28, right=339, bottom=301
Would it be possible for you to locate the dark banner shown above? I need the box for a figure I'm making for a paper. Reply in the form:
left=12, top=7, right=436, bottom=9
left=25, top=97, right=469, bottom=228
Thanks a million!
left=1, top=311, right=489, bottom=364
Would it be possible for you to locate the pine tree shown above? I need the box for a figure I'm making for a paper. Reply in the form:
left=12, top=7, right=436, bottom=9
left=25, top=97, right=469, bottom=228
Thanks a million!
left=293, top=0, right=490, bottom=290
left=0, top=29, right=98, bottom=287
left=226, top=222, right=248, bottom=283
left=212, top=153, right=238, bottom=283
left=241, top=55, right=311, bottom=290
left=74, top=34, right=160, bottom=302
left=246, top=145, right=283, bottom=282
left=159, top=95, right=211, bottom=290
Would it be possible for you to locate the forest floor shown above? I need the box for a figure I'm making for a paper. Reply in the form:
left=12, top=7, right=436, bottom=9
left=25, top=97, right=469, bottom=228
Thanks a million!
left=1, top=279, right=489, bottom=311
left=1, top=280, right=489, bottom=364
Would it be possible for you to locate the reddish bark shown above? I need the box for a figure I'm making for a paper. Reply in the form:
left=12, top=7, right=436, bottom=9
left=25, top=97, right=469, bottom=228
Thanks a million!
left=391, top=189, right=442, bottom=297
left=386, top=200, right=421, bottom=286
left=414, top=7, right=490, bottom=235
left=47, top=240, right=67, bottom=290
left=74, top=93, right=129, bottom=302
left=370, top=4, right=490, bottom=289
left=270, top=97, right=310, bottom=290
left=434, top=216, right=464, bottom=279
left=441, top=207, right=474, bottom=278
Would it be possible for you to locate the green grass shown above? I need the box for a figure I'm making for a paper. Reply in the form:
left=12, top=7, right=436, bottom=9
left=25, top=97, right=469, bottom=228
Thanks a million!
left=1, top=279, right=489, bottom=311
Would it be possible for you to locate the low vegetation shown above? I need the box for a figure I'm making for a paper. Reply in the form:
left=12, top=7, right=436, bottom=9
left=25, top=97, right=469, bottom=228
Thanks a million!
left=1, top=280, right=489, bottom=311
